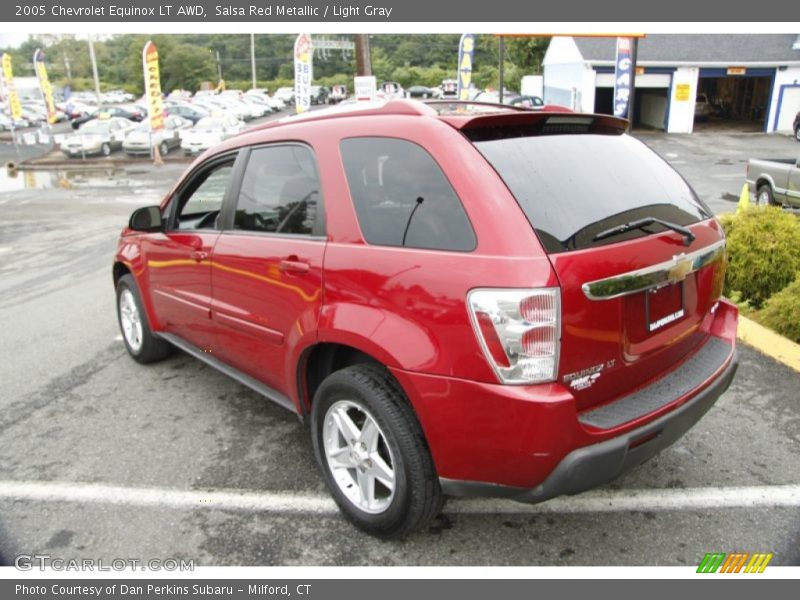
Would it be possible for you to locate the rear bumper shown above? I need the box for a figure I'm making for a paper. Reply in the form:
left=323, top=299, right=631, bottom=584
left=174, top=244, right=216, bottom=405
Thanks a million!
left=391, top=299, right=739, bottom=499
left=440, top=348, right=738, bottom=502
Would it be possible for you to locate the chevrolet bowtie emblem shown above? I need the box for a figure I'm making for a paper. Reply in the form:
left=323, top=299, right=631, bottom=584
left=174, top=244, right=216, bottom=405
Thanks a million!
left=667, top=254, right=694, bottom=283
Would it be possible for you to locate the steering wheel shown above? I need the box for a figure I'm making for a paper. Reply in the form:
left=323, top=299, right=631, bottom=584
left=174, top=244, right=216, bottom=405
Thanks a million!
left=195, top=210, right=220, bottom=229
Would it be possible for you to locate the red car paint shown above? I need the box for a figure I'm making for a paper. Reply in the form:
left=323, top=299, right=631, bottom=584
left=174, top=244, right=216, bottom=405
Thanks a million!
left=114, top=100, right=737, bottom=494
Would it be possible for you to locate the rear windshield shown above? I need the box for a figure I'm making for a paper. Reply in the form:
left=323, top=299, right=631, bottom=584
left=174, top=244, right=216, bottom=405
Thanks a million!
left=470, top=131, right=712, bottom=253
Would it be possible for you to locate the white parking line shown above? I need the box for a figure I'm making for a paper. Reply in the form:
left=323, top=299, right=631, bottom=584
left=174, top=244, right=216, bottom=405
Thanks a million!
left=0, top=481, right=334, bottom=514
left=1, top=481, right=799, bottom=515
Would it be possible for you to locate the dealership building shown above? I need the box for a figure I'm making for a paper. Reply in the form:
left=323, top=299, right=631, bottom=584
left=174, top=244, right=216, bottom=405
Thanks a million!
left=543, top=34, right=800, bottom=134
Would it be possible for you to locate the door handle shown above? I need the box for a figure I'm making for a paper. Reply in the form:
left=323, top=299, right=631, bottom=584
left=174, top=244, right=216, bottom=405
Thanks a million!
left=279, top=259, right=310, bottom=274
left=191, top=250, right=209, bottom=262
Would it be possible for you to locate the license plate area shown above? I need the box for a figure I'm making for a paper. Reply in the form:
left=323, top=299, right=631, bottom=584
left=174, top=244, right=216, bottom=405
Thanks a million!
left=646, top=282, right=684, bottom=332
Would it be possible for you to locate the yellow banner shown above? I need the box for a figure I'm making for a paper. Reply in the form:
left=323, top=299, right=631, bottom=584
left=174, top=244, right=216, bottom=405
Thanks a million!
left=34, top=49, right=57, bottom=125
left=1, top=53, right=23, bottom=121
left=142, top=41, right=164, bottom=131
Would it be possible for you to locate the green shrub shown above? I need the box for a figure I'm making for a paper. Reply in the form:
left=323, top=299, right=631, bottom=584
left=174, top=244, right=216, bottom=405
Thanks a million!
left=723, top=207, right=800, bottom=308
left=759, top=275, right=800, bottom=343
left=717, top=212, right=735, bottom=237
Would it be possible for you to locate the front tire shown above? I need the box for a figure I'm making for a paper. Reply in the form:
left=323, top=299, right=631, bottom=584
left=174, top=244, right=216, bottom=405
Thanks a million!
left=100, top=142, right=111, bottom=156
left=311, top=364, right=443, bottom=538
left=159, top=141, right=170, bottom=156
left=795, top=125, right=800, bottom=142
left=116, top=274, right=171, bottom=364
left=756, top=184, right=775, bottom=206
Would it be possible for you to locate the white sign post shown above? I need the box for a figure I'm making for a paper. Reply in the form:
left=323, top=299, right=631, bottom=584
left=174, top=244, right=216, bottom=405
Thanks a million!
left=354, top=76, right=377, bottom=102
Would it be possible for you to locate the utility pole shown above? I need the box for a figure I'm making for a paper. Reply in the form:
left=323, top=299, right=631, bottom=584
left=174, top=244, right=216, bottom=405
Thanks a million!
left=63, top=51, right=72, bottom=82
left=215, top=50, right=223, bottom=82
left=250, top=34, right=257, bottom=89
left=88, top=36, right=102, bottom=104
left=354, top=34, right=371, bottom=76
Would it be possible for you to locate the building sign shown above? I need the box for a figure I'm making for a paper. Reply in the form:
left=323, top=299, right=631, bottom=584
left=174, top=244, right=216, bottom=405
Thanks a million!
left=294, top=33, right=313, bottom=114
left=727, top=67, right=747, bottom=75
left=142, top=41, right=164, bottom=131
left=1, top=53, right=22, bottom=121
left=613, top=37, right=634, bottom=119
left=675, top=83, right=691, bottom=102
left=33, top=49, right=57, bottom=125
left=457, top=33, right=475, bottom=101
left=354, top=75, right=376, bottom=102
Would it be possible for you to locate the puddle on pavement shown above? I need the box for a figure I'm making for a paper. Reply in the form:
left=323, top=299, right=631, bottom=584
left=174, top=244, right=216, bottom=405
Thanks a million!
left=0, top=167, right=150, bottom=193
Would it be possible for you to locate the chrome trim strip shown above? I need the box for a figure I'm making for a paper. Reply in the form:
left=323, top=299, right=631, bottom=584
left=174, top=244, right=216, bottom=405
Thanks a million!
left=582, top=240, right=726, bottom=301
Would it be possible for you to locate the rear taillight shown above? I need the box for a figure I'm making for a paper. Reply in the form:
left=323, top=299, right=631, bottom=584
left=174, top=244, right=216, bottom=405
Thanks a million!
left=467, top=288, right=561, bottom=384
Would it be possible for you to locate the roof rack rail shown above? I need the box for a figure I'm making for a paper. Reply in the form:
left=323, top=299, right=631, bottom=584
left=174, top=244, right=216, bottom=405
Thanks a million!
left=424, top=99, right=530, bottom=113
left=244, top=98, right=437, bottom=134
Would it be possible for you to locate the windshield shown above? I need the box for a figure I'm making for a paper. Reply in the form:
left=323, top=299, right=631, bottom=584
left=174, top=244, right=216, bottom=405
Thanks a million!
left=471, top=132, right=712, bottom=253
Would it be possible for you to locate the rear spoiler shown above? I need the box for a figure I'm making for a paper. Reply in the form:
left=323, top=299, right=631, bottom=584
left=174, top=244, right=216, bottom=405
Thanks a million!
left=436, top=109, right=629, bottom=138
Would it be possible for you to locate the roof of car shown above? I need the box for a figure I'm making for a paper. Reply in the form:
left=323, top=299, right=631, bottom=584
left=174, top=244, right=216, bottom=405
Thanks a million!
left=207, top=99, right=627, bottom=159
left=243, top=98, right=624, bottom=132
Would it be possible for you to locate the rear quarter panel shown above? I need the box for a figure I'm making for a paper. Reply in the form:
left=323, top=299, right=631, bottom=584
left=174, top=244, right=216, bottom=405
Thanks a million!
left=295, top=115, right=558, bottom=381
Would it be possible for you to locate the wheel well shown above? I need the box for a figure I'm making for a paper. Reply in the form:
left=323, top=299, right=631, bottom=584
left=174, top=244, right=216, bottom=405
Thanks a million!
left=113, top=262, right=130, bottom=286
left=300, top=343, right=382, bottom=415
left=755, top=178, right=771, bottom=191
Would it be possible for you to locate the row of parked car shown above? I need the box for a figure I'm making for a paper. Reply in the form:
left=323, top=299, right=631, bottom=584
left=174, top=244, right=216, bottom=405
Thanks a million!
left=59, top=88, right=290, bottom=158
left=0, top=99, right=69, bottom=131
left=0, top=91, right=138, bottom=131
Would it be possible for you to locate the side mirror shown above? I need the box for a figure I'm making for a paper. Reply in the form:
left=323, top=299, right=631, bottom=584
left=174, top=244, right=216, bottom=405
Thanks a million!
left=129, top=205, right=163, bottom=232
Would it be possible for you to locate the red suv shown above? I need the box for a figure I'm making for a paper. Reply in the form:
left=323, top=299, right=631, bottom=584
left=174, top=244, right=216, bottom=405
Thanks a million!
left=114, top=100, right=739, bottom=537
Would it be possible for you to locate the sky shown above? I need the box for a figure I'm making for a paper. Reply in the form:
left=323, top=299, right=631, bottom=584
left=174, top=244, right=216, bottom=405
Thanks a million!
left=0, top=33, right=30, bottom=48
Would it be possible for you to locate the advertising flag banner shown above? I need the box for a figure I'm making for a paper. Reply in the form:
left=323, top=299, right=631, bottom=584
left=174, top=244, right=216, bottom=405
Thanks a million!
left=1, top=53, right=23, bottom=121
left=34, top=48, right=57, bottom=124
left=142, top=40, right=164, bottom=131
left=613, top=37, right=633, bottom=119
left=294, top=33, right=313, bottom=114
left=457, top=34, right=475, bottom=100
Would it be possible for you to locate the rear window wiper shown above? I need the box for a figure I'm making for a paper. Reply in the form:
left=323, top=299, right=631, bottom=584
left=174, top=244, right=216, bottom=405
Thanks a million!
left=593, top=217, right=696, bottom=247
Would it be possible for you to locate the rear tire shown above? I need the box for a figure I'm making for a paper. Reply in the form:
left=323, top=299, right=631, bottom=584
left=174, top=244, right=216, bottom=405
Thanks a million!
left=311, top=364, right=444, bottom=538
left=100, top=142, right=111, bottom=156
left=159, top=141, right=170, bottom=156
left=795, top=125, right=800, bottom=142
left=756, top=184, right=775, bottom=207
left=116, top=274, right=171, bottom=364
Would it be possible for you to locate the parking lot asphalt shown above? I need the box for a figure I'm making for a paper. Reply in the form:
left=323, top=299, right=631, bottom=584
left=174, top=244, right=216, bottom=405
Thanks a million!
left=638, top=129, right=799, bottom=216
left=0, top=131, right=798, bottom=567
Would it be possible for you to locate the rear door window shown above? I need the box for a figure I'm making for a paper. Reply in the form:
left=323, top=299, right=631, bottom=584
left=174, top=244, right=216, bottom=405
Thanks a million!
left=340, top=137, right=476, bottom=252
left=470, top=132, right=712, bottom=253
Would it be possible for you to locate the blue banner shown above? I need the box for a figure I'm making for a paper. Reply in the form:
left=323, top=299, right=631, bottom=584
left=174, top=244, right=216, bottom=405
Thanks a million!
left=613, top=37, right=633, bottom=118
left=457, top=33, right=475, bottom=101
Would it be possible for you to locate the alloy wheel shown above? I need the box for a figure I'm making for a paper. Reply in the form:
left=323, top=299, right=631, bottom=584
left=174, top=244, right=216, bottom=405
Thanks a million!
left=322, top=399, right=396, bottom=514
left=119, top=288, right=143, bottom=353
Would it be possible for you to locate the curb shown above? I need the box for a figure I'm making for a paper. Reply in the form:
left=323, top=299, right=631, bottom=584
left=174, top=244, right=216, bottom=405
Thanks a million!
left=737, top=315, right=800, bottom=373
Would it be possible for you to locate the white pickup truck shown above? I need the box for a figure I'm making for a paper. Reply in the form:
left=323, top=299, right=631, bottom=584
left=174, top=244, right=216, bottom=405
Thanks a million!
left=746, top=156, right=800, bottom=207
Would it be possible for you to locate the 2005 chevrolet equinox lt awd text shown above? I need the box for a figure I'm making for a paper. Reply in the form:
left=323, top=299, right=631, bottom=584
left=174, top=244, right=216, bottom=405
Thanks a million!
left=114, top=99, right=739, bottom=537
